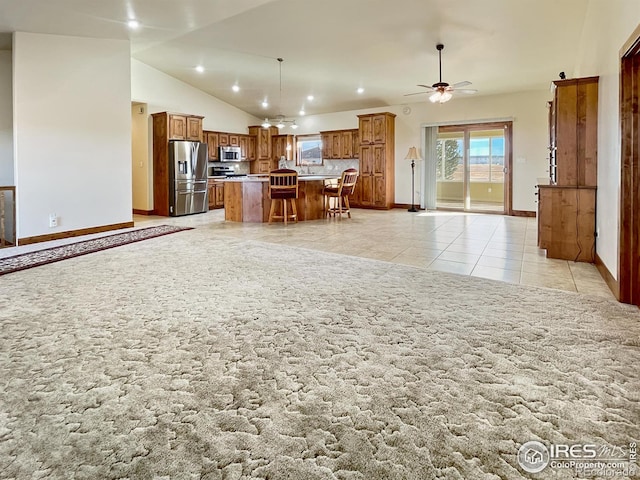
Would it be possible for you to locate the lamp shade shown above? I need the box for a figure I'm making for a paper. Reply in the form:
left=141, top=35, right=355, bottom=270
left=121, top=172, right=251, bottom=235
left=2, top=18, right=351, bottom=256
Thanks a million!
left=405, top=146, right=421, bottom=161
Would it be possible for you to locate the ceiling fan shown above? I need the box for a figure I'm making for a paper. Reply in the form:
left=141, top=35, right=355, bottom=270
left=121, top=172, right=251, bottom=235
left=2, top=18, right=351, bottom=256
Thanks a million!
left=405, top=43, right=477, bottom=103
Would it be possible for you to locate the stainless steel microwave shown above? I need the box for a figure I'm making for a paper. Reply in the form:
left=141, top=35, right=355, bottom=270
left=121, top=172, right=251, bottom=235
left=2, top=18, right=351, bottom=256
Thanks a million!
left=219, top=145, right=243, bottom=162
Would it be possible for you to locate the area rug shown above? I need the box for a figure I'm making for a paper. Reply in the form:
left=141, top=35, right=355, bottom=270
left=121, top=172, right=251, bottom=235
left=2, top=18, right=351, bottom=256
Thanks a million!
left=0, top=228, right=639, bottom=479
left=0, top=225, right=193, bottom=276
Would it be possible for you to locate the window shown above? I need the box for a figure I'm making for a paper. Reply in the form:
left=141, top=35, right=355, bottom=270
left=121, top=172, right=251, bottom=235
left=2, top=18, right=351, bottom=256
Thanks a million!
left=296, top=135, right=323, bottom=166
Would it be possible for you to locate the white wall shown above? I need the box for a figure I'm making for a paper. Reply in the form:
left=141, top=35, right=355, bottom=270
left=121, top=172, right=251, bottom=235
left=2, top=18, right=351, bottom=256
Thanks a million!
left=294, top=89, right=551, bottom=211
left=0, top=50, right=13, bottom=186
left=573, top=1, right=640, bottom=279
left=131, top=59, right=261, bottom=132
left=13, top=32, right=132, bottom=239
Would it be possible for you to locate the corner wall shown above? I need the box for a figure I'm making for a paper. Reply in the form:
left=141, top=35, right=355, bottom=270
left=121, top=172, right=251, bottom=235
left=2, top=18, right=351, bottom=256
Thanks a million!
left=13, top=32, right=132, bottom=239
left=573, top=1, right=640, bottom=279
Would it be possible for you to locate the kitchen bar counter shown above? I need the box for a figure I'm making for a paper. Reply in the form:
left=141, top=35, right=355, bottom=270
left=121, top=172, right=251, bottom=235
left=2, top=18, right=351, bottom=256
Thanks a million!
left=223, top=175, right=339, bottom=222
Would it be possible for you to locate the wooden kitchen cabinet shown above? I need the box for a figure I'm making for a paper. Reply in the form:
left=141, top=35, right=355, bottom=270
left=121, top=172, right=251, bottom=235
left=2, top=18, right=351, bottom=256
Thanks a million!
left=229, top=135, right=239, bottom=146
left=320, top=129, right=359, bottom=159
left=359, top=113, right=390, bottom=145
left=272, top=134, right=294, bottom=162
left=208, top=179, right=224, bottom=210
left=204, top=131, right=219, bottom=161
left=218, top=133, right=229, bottom=146
left=249, top=126, right=278, bottom=173
left=165, top=113, right=203, bottom=142
left=239, top=135, right=248, bottom=160
left=352, top=113, right=395, bottom=209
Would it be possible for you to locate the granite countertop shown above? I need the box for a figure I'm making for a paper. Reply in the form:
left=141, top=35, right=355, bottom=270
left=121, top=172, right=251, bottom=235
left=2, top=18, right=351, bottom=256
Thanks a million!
left=223, top=174, right=340, bottom=183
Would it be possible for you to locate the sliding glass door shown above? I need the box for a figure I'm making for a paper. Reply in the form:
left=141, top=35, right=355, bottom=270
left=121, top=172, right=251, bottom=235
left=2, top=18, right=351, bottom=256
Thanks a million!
left=435, top=122, right=511, bottom=213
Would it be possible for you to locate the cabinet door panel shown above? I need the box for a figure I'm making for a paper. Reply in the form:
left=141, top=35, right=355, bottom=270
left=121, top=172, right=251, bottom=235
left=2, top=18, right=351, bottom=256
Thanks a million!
left=372, top=115, right=386, bottom=143
left=373, top=145, right=385, bottom=174
left=229, top=135, right=239, bottom=146
left=360, top=175, right=374, bottom=206
left=169, top=115, right=187, bottom=140
left=359, top=117, right=372, bottom=144
left=331, top=133, right=341, bottom=158
left=206, top=132, right=219, bottom=161
left=219, top=133, right=229, bottom=146
left=187, top=117, right=202, bottom=141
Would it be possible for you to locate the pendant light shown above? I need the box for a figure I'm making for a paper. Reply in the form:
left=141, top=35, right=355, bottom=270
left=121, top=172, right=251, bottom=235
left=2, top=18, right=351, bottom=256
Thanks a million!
left=263, top=57, right=298, bottom=129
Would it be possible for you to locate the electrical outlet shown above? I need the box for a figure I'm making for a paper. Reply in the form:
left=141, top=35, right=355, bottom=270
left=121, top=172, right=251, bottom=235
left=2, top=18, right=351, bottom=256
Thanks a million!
left=488, top=187, right=492, bottom=193
left=49, top=213, right=57, bottom=228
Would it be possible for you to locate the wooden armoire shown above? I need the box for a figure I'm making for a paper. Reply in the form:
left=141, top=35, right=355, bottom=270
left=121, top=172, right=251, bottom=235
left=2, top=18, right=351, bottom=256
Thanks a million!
left=537, top=76, right=598, bottom=262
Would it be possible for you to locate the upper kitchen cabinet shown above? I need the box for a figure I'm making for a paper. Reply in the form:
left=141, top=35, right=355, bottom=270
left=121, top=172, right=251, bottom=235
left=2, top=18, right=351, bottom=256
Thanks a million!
left=272, top=134, right=295, bottom=162
left=204, top=131, right=219, bottom=161
left=320, top=129, right=359, bottom=159
left=160, top=112, right=203, bottom=142
left=359, top=113, right=393, bottom=144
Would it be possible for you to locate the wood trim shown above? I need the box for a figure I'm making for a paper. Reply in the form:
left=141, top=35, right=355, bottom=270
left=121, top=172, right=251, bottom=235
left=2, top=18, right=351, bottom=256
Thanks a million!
left=133, top=209, right=154, bottom=216
left=18, top=221, right=135, bottom=246
left=595, top=253, right=621, bottom=301
left=619, top=32, right=640, bottom=305
left=511, top=210, right=536, bottom=218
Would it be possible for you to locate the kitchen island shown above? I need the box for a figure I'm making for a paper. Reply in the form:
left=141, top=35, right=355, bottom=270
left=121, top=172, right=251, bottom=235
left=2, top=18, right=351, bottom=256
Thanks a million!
left=223, top=175, right=339, bottom=222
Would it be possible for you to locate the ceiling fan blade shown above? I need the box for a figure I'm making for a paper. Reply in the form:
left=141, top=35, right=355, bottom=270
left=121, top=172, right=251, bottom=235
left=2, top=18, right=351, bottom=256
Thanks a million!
left=417, top=84, right=436, bottom=91
left=452, top=81, right=472, bottom=88
left=455, top=89, right=478, bottom=94
left=404, top=92, right=428, bottom=96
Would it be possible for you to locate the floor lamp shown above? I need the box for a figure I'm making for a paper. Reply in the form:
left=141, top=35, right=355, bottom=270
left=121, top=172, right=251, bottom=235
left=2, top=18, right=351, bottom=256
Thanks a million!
left=405, top=146, right=421, bottom=212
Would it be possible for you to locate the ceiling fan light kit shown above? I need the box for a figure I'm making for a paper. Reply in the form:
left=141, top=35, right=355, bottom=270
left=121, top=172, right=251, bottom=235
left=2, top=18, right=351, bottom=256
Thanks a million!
left=404, top=43, right=477, bottom=104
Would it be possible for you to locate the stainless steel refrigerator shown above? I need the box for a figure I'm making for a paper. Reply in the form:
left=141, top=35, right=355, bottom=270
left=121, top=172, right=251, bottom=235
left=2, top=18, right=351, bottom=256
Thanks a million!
left=168, top=140, right=208, bottom=216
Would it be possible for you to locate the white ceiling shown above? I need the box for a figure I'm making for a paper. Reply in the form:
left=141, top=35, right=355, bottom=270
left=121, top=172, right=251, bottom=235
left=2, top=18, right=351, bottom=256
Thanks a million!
left=0, top=0, right=590, bottom=118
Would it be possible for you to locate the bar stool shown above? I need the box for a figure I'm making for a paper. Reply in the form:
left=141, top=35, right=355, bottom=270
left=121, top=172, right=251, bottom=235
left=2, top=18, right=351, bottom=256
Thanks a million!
left=323, top=168, right=359, bottom=219
left=268, top=169, right=298, bottom=225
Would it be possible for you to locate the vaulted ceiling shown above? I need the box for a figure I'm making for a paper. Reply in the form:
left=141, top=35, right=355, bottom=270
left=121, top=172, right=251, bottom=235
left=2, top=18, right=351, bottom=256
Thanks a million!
left=0, top=0, right=590, bottom=118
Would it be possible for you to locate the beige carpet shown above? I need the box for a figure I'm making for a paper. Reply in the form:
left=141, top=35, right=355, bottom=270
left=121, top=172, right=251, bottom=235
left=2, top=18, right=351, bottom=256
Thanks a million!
left=0, top=227, right=638, bottom=479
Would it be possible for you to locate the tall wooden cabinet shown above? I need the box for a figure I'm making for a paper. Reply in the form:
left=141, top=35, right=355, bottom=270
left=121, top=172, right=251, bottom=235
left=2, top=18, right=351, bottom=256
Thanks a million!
left=151, top=112, right=204, bottom=216
left=537, top=77, right=598, bottom=262
left=352, top=112, right=395, bottom=209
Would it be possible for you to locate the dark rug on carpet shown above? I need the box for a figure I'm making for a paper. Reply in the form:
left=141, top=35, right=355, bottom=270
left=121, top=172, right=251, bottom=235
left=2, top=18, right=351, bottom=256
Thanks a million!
left=0, top=225, right=192, bottom=275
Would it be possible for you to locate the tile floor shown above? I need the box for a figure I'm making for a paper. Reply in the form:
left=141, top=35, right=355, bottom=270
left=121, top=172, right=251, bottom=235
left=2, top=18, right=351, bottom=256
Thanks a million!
left=2, top=208, right=616, bottom=301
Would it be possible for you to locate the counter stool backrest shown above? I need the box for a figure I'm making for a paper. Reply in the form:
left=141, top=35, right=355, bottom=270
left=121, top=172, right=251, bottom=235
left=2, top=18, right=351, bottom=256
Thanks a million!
left=338, top=168, right=359, bottom=196
left=269, top=169, right=298, bottom=199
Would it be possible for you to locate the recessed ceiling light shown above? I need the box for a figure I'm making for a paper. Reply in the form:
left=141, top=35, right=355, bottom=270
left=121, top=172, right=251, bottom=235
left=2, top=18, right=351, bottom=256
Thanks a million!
left=307, top=95, right=314, bottom=101
left=299, top=109, right=306, bottom=116
left=357, top=87, right=364, bottom=94
left=195, top=65, right=204, bottom=73
left=262, top=101, right=269, bottom=108
left=127, top=19, right=140, bottom=29
left=232, top=84, right=240, bottom=92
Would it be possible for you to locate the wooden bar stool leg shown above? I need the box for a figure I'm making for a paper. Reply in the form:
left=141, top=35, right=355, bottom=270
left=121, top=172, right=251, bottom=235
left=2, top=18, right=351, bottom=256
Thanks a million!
left=344, top=196, right=351, bottom=218
left=284, top=198, right=288, bottom=226
left=291, top=198, right=298, bottom=222
left=269, top=199, right=276, bottom=224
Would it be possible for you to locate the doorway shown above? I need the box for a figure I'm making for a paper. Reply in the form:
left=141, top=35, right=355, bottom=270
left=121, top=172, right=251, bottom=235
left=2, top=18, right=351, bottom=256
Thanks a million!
left=619, top=29, right=640, bottom=305
left=434, top=121, right=512, bottom=214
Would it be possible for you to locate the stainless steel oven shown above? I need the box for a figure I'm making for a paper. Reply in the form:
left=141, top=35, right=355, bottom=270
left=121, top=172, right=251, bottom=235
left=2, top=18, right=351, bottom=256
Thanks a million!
left=219, top=145, right=242, bottom=162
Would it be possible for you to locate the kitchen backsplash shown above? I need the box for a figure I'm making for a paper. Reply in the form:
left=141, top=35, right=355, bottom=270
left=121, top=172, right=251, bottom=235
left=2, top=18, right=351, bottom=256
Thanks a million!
left=279, top=159, right=359, bottom=175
